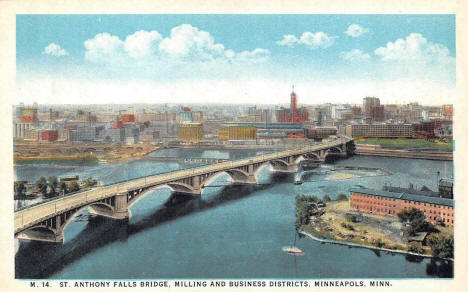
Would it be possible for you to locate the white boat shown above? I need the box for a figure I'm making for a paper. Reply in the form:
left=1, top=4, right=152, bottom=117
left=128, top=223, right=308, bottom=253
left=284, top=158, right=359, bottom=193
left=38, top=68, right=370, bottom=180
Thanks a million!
left=282, top=246, right=304, bottom=255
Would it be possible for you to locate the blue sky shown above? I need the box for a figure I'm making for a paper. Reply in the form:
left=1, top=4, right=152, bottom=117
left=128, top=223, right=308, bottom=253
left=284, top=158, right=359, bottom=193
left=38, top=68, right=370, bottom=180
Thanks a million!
left=16, top=14, right=455, bottom=105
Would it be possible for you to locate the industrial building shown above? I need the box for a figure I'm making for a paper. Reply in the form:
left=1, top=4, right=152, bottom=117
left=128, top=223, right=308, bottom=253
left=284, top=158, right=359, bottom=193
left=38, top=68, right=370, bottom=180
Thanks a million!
left=218, top=124, right=257, bottom=141
left=345, top=124, right=414, bottom=138
left=179, top=122, right=203, bottom=142
left=13, top=122, right=34, bottom=139
left=349, top=187, right=454, bottom=227
left=305, top=126, right=338, bottom=139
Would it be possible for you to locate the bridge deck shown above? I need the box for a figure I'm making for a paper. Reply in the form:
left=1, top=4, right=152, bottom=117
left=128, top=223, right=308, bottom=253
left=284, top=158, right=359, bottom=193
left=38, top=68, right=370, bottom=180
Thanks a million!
left=14, top=138, right=352, bottom=234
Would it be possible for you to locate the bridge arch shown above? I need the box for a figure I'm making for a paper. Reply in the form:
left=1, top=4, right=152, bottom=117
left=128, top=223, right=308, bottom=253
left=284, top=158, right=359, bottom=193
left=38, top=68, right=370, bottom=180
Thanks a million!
left=200, top=171, right=233, bottom=189
left=58, top=202, right=114, bottom=235
left=253, top=162, right=273, bottom=176
left=329, top=146, right=344, bottom=153
left=127, top=184, right=194, bottom=209
left=16, top=225, right=58, bottom=242
left=84, top=147, right=97, bottom=153
left=303, top=152, right=321, bottom=161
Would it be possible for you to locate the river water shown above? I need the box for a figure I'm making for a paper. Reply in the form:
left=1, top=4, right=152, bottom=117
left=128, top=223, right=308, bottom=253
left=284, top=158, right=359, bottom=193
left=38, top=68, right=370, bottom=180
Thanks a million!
left=14, top=149, right=454, bottom=279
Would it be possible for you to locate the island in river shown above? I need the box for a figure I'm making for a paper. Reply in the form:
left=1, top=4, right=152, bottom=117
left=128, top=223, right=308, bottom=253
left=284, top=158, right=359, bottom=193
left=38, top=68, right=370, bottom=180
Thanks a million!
left=297, top=197, right=454, bottom=260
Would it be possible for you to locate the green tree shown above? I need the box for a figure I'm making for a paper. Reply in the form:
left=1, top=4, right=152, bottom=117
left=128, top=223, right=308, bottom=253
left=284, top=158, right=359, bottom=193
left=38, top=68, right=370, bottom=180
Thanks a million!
left=426, top=233, right=454, bottom=259
left=323, top=195, right=331, bottom=202
left=59, top=182, right=68, bottom=194
left=48, top=176, right=58, bottom=195
left=35, top=176, right=48, bottom=195
left=69, top=181, right=80, bottom=193
left=397, top=208, right=432, bottom=235
left=14, top=181, right=26, bottom=196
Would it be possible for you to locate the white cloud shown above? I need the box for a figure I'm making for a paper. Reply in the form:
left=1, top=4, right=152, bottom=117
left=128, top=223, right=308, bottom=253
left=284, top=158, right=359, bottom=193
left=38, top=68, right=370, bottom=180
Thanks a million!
left=276, top=32, right=336, bottom=49
left=235, top=48, right=270, bottom=63
left=84, top=33, right=124, bottom=63
left=124, top=30, right=162, bottom=59
left=159, top=24, right=227, bottom=61
left=43, top=43, right=68, bottom=56
left=298, top=32, right=336, bottom=49
left=83, top=24, right=269, bottom=65
left=345, top=24, right=369, bottom=38
left=340, top=49, right=370, bottom=61
left=276, top=35, right=298, bottom=47
left=374, top=33, right=453, bottom=65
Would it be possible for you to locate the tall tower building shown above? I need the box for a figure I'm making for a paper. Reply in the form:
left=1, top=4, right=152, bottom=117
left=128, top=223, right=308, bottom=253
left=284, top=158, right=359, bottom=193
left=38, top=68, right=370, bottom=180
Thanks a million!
left=290, top=85, right=298, bottom=121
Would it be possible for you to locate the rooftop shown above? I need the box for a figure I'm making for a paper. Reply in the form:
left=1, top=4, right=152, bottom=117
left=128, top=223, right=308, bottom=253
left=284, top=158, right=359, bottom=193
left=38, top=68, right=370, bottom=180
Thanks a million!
left=349, top=187, right=454, bottom=207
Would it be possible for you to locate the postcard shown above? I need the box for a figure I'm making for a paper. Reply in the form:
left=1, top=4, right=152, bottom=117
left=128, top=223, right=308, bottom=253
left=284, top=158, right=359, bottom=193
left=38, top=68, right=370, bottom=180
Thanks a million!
left=1, top=0, right=466, bottom=291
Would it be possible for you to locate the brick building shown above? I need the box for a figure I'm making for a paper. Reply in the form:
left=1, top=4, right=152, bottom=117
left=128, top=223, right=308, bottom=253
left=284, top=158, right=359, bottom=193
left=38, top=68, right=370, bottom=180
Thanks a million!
left=277, top=87, right=309, bottom=123
left=40, top=130, right=59, bottom=142
left=349, top=187, right=454, bottom=227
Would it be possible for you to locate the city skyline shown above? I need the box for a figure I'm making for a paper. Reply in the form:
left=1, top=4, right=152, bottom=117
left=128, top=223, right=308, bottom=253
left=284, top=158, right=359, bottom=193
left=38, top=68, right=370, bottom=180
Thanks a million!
left=17, top=15, right=455, bottom=105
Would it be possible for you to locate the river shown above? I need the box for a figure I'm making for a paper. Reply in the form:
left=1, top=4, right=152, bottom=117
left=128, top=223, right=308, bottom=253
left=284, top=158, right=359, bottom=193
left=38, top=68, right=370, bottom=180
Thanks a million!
left=14, top=149, right=454, bottom=279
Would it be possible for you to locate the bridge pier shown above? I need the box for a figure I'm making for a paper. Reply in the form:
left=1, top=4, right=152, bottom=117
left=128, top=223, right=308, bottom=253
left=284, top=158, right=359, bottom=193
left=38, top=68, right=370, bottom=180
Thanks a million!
left=113, top=193, right=130, bottom=219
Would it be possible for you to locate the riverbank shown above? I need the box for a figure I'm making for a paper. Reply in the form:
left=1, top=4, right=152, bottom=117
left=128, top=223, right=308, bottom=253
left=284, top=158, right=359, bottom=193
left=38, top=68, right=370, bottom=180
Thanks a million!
left=356, top=138, right=453, bottom=151
left=14, top=154, right=98, bottom=164
left=355, top=146, right=453, bottom=161
left=299, top=230, right=437, bottom=260
left=299, top=200, right=453, bottom=261
left=14, top=143, right=160, bottom=164
left=98, top=144, right=160, bottom=163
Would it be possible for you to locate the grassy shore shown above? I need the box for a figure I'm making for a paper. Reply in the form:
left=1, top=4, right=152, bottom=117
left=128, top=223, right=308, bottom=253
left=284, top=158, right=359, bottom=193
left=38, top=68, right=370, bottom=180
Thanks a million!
left=356, top=138, right=453, bottom=151
left=14, top=154, right=98, bottom=164
left=301, top=200, right=453, bottom=257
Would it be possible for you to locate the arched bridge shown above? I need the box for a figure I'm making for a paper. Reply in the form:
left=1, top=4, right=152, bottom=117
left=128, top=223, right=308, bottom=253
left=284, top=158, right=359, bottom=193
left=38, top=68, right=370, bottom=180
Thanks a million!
left=14, top=137, right=354, bottom=243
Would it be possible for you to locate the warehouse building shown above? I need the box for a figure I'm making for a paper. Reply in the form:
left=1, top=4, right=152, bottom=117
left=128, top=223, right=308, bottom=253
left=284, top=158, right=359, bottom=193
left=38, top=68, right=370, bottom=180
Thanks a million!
left=345, top=124, right=414, bottom=138
left=349, top=187, right=454, bottom=227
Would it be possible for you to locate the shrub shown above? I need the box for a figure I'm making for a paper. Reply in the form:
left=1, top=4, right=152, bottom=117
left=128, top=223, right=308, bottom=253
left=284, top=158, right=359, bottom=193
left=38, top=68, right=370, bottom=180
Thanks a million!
left=341, top=222, right=355, bottom=231
left=407, top=241, right=425, bottom=254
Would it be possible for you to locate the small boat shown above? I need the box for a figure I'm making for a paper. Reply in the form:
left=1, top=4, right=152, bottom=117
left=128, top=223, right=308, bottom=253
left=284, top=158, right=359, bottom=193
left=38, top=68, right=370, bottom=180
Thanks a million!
left=294, top=180, right=303, bottom=185
left=282, top=232, right=304, bottom=255
left=282, top=246, right=304, bottom=255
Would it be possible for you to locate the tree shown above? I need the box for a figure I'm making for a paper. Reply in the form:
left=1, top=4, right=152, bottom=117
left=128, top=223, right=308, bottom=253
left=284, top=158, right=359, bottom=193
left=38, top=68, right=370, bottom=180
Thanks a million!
left=59, top=182, right=68, bottom=194
left=35, top=176, right=48, bottom=195
left=426, top=233, right=454, bottom=259
left=69, top=181, right=80, bottom=193
left=323, top=195, right=331, bottom=202
left=397, top=208, right=433, bottom=235
left=337, top=194, right=348, bottom=201
left=14, top=181, right=26, bottom=196
left=48, top=176, right=58, bottom=195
